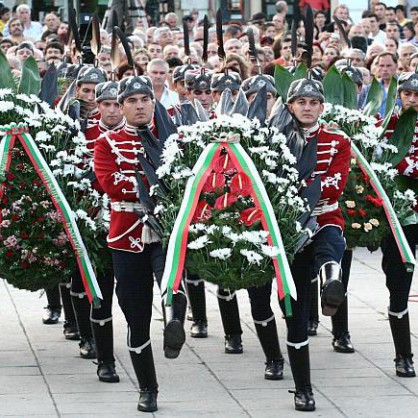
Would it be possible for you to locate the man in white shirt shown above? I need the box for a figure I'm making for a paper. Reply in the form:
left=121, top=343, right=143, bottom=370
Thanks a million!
left=3, top=4, right=43, bottom=41
left=146, top=58, right=179, bottom=109
left=368, top=13, right=386, bottom=45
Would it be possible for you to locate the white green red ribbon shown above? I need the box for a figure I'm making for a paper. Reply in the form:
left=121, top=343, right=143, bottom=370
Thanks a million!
left=0, top=123, right=103, bottom=304
left=161, top=142, right=219, bottom=303
left=161, top=141, right=296, bottom=315
left=351, top=141, right=416, bottom=271
left=225, top=142, right=296, bottom=313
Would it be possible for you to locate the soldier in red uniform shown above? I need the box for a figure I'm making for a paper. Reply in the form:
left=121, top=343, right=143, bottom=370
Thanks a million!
left=94, top=76, right=187, bottom=413
left=74, top=66, right=107, bottom=120
left=281, top=79, right=350, bottom=411
left=88, top=81, right=124, bottom=382
left=380, top=72, right=418, bottom=378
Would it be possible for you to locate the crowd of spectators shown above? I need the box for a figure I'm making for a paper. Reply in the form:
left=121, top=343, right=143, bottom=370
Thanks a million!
left=0, top=1, right=417, bottom=114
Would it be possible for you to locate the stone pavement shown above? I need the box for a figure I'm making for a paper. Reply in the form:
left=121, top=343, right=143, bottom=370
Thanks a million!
left=1, top=248, right=418, bottom=417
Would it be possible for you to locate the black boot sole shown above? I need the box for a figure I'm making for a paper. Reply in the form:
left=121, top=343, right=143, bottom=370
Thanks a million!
left=98, top=375, right=120, bottom=383
left=264, top=373, right=283, bottom=380
left=321, top=281, right=345, bottom=316
left=164, top=320, right=186, bottom=359
left=295, top=404, right=316, bottom=411
left=396, top=370, right=416, bottom=377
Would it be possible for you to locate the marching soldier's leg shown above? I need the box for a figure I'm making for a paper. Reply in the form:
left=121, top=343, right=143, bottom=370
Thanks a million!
left=91, top=261, right=119, bottom=382
left=71, top=270, right=96, bottom=359
left=331, top=249, right=354, bottom=353
left=248, top=281, right=284, bottom=379
left=217, top=288, right=243, bottom=354
left=307, top=278, right=319, bottom=336
left=382, top=224, right=418, bottom=377
left=112, top=248, right=158, bottom=412
left=185, top=273, right=208, bottom=338
left=281, top=248, right=315, bottom=412
left=59, top=282, right=79, bottom=340
left=315, top=227, right=346, bottom=316
left=152, top=243, right=187, bottom=359
left=42, top=285, right=61, bottom=324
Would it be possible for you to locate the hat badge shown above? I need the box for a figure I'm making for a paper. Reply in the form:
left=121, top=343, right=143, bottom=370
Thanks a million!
left=108, top=88, right=117, bottom=96
left=411, top=79, right=418, bottom=87
left=90, top=73, right=99, bottom=80
left=303, top=84, right=314, bottom=92
left=133, top=82, right=141, bottom=89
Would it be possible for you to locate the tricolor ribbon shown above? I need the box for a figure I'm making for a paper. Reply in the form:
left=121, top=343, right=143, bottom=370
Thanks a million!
left=351, top=141, right=416, bottom=271
left=0, top=123, right=102, bottom=304
left=161, top=140, right=297, bottom=315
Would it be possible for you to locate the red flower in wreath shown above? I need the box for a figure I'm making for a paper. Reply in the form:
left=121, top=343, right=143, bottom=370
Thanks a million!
left=240, top=207, right=262, bottom=226
left=20, top=231, right=29, bottom=240
left=357, top=209, right=367, bottom=218
left=202, top=171, right=226, bottom=193
left=214, top=193, right=238, bottom=210
left=347, top=209, right=356, bottom=218
left=230, top=172, right=253, bottom=197
left=365, top=195, right=383, bottom=207
left=212, top=153, right=236, bottom=175
left=192, top=201, right=212, bottom=222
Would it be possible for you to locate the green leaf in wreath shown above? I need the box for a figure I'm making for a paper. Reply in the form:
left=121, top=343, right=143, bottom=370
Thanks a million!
left=386, top=108, right=417, bottom=167
left=380, top=76, right=398, bottom=131
left=274, top=65, right=294, bottom=100
left=363, top=77, right=384, bottom=116
left=396, top=174, right=418, bottom=195
left=18, top=56, right=41, bottom=96
left=293, top=63, right=308, bottom=81
left=341, top=73, right=357, bottom=110
left=323, top=66, right=343, bottom=106
left=0, top=49, right=17, bottom=91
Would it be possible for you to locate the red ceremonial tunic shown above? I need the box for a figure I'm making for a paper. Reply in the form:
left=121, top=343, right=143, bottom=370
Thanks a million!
left=84, top=118, right=125, bottom=193
left=94, top=123, right=158, bottom=253
left=306, top=123, right=351, bottom=231
left=385, top=114, right=418, bottom=178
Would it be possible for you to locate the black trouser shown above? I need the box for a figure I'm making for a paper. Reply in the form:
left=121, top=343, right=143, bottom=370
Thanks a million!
left=111, top=243, right=166, bottom=352
left=382, top=224, right=418, bottom=313
left=309, top=248, right=353, bottom=335
left=45, top=285, right=61, bottom=309
left=283, top=226, right=346, bottom=345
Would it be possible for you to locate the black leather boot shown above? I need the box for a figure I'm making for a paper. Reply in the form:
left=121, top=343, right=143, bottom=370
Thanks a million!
left=186, top=275, right=208, bottom=338
left=389, top=310, right=416, bottom=377
left=79, top=336, right=96, bottom=359
left=225, top=334, right=243, bottom=354
left=190, top=320, right=208, bottom=338
left=320, top=261, right=345, bottom=316
left=254, top=318, right=284, bottom=380
left=129, top=346, right=158, bottom=412
left=97, top=361, right=120, bottom=383
left=60, top=283, right=79, bottom=339
left=308, top=278, right=319, bottom=336
left=91, top=320, right=119, bottom=382
left=287, top=343, right=315, bottom=411
left=331, top=250, right=353, bottom=352
left=63, top=320, right=80, bottom=340
left=332, top=332, right=355, bottom=353
left=162, top=292, right=187, bottom=359
left=71, top=292, right=96, bottom=358
left=43, top=286, right=61, bottom=324
left=218, top=289, right=243, bottom=354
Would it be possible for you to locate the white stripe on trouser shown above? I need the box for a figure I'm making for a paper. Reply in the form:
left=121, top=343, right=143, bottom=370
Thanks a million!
left=128, top=339, right=151, bottom=354
left=90, top=316, right=112, bottom=326
left=287, top=339, right=309, bottom=350
left=185, top=277, right=204, bottom=285
left=388, top=307, right=408, bottom=319
left=253, top=314, right=275, bottom=327
left=70, top=291, right=87, bottom=298
left=217, top=290, right=236, bottom=301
